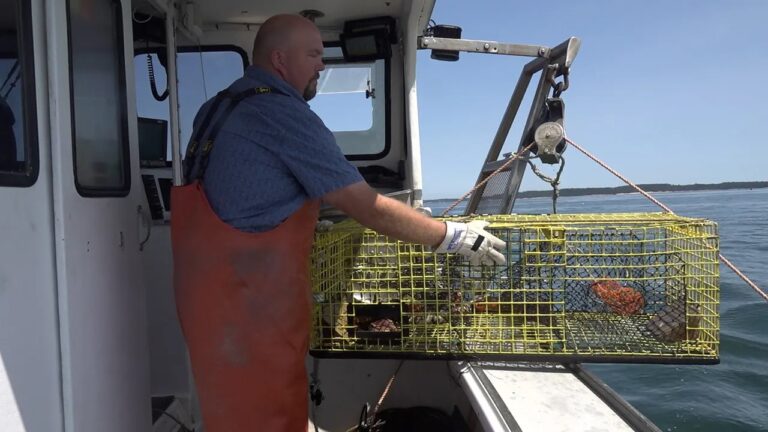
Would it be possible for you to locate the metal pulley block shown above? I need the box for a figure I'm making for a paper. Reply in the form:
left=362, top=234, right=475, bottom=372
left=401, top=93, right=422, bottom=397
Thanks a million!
left=534, top=121, right=565, bottom=163
left=531, top=97, right=567, bottom=164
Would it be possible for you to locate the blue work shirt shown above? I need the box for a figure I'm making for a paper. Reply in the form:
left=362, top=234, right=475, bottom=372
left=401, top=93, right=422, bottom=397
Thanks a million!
left=197, top=66, right=363, bottom=232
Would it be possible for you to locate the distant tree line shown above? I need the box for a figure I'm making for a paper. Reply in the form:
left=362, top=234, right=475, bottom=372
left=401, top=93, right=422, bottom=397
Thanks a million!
left=516, top=181, right=768, bottom=199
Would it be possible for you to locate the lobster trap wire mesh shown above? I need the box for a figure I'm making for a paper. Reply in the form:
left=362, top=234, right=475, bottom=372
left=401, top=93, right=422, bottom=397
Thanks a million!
left=310, top=213, right=719, bottom=363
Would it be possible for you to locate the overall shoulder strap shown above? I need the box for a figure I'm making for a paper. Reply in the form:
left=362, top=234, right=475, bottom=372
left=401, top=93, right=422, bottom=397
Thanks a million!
left=183, top=87, right=272, bottom=183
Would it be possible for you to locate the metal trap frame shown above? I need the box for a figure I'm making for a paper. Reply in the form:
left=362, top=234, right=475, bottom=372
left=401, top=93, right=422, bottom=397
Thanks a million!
left=309, top=213, right=719, bottom=364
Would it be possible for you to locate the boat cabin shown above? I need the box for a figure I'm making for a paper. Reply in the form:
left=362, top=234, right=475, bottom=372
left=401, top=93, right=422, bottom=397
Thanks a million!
left=0, top=0, right=657, bottom=431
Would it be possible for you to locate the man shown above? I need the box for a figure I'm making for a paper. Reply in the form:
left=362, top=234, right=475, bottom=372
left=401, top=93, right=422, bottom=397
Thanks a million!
left=171, top=14, right=505, bottom=431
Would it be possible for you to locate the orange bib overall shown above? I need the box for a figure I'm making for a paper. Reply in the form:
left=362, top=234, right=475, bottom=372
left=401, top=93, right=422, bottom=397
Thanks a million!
left=171, top=88, right=318, bottom=431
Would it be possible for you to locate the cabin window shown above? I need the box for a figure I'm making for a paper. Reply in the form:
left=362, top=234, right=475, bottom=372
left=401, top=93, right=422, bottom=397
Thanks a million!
left=68, top=0, right=130, bottom=196
left=310, top=45, right=389, bottom=159
left=133, top=47, right=247, bottom=164
left=0, top=0, right=38, bottom=187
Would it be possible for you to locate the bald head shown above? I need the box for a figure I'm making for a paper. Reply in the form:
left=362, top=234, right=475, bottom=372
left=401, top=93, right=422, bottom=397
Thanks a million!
left=252, top=15, right=315, bottom=64
left=251, top=15, right=325, bottom=100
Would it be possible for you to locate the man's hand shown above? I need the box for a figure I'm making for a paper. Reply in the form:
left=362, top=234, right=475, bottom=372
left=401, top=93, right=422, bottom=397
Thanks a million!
left=435, top=221, right=506, bottom=265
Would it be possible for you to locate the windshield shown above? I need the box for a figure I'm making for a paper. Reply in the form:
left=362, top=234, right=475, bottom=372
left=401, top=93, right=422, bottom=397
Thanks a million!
left=309, top=46, right=388, bottom=158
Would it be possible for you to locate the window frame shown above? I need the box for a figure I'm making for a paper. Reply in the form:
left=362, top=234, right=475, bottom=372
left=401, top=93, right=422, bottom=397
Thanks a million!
left=133, top=44, right=248, bottom=165
left=0, top=0, right=39, bottom=187
left=320, top=41, right=391, bottom=161
left=134, top=44, right=249, bottom=71
left=66, top=0, right=131, bottom=197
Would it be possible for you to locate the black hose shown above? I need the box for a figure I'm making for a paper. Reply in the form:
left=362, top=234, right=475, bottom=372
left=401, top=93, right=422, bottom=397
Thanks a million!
left=147, top=53, right=169, bottom=101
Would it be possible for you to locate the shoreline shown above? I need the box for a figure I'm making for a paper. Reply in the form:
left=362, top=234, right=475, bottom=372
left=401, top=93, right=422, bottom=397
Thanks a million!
left=427, top=182, right=768, bottom=202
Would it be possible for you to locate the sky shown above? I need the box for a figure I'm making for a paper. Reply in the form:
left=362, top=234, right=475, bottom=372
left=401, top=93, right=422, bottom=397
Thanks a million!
left=416, top=0, right=768, bottom=200
left=132, top=1, right=768, bottom=201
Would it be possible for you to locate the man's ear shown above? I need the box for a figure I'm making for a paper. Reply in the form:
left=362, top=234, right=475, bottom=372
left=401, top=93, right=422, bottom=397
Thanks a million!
left=271, top=50, right=287, bottom=76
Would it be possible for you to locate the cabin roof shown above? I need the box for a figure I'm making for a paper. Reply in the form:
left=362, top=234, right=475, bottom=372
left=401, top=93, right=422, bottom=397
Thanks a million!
left=134, top=0, right=414, bottom=30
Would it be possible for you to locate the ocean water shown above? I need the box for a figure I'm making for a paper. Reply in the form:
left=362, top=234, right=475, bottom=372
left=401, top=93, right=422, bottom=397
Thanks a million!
left=427, top=188, right=768, bottom=432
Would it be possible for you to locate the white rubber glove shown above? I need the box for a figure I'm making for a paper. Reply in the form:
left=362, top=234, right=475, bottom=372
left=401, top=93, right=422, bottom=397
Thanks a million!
left=434, top=221, right=506, bottom=265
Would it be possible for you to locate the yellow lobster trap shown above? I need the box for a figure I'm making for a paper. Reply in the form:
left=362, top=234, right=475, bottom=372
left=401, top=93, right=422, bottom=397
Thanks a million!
left=309, top=213, right=720, bottom=363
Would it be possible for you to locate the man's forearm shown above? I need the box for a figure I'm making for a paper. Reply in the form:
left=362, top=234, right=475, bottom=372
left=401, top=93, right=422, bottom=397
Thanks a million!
left=322, top=181, right=446, bottom=247
left=355, top=194, right=446, bottom=247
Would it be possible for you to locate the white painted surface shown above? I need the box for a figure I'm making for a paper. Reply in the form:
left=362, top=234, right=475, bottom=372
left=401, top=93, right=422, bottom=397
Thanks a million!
left=46, top=0, right=151, bottom=430
left=142, top=225, right=191, bottom=396
left=479, top=367, right=634, bottom=432
left=0, top=1, right=64, bottom=430
left=0, top=356, right=24, bottom=430
left=403, top=0, right=435, bottom=207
